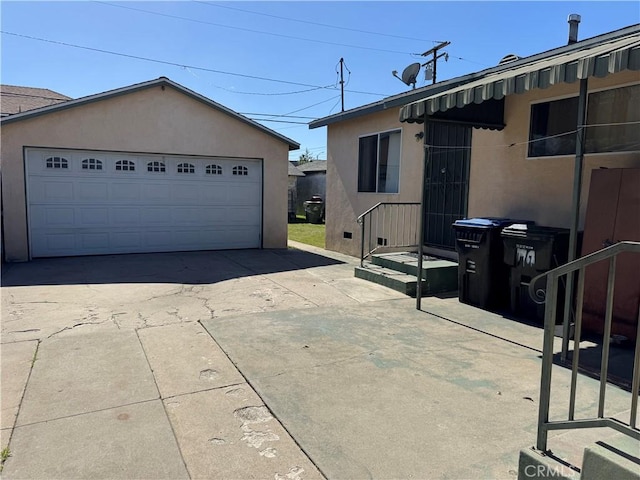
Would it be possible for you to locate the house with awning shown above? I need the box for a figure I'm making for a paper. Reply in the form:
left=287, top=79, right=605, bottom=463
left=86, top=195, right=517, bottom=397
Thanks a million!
left=309, top=22, right=639, bottom=261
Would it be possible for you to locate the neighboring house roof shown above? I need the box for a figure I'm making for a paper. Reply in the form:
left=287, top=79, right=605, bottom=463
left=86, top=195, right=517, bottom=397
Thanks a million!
left=310, top=23, right=640, bottom=129
left=1, top=77, right=300, bottom=150
left=297, top=160, right=327, bottom=173
left=288, top=162, right=305, bottom=177
left=1, top=85, right=71, bottom=117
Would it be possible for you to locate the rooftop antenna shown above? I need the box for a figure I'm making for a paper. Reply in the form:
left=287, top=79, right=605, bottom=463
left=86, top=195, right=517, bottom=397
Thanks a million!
left=392, top=62, right=421, bottom=89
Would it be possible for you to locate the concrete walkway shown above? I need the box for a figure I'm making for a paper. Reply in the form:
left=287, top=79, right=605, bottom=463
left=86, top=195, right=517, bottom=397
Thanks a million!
left=0, top=242, right=634, bottom=479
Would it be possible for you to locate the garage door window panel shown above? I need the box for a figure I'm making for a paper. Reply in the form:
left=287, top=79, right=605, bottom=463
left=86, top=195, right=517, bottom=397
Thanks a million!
left=177, top=163, right=195, bottom=174
left=116, top=160, right=135, bottom=172
left=82, top=158, right=103, bottom=171
left=206, top=164, right=222, bottom=175
left=46, top=157, right=69, bottom=169
left=147, top=161, right=166, bottom=173
left=233, top=165, right=249, bottom=176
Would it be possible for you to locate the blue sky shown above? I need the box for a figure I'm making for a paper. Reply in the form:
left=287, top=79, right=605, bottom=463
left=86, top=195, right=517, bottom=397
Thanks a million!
left=2, top=1, right=638, bottom=160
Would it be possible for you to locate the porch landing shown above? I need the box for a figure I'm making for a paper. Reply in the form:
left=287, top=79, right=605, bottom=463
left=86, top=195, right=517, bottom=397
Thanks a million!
left=354, top=252, right=458, bottom=297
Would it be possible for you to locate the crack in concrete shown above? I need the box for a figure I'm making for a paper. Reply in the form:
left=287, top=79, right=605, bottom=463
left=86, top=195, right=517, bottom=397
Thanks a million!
left=137, top=312, right=150, bottom=329
left=110, top=313, right=126, bottom=330
left=7, top=329, right=41, bottom=334
left=46, top=318, right=112, bottom=339
left=8, top=301, right=60, bottom=305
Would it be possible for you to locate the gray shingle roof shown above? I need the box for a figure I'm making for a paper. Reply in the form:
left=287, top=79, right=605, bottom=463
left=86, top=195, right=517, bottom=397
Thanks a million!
left=288, top=163, right=305, bottom=176
left=1, top=85, right=71, bottom=116
left=297, top=160, right=327, bottom=173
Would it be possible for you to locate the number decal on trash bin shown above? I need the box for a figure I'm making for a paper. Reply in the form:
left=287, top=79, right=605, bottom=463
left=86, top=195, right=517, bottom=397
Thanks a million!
left=516, top=245, right=536, bottom=267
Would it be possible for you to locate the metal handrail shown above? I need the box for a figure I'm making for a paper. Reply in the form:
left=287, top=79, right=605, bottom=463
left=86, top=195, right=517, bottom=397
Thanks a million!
left=533, top=241, right=640, bottom=452
left=357, top=202, right=421, bottom=267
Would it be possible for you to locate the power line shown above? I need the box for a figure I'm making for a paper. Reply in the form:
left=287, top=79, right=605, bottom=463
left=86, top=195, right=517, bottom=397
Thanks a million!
left=95, top=1, right=418, bottom=56
left=281, top=95, right=342, bottom=116
left=239, top=113, right=317, bottom=119
left=183, top=65, right=333, bottom=97
left=198, top=1, right=440, bottom=43
left=248, top=118, right=309, bottom=124
left=410, top=51, right=490, bottom=68
left=1, top=31, right=388, bottom=97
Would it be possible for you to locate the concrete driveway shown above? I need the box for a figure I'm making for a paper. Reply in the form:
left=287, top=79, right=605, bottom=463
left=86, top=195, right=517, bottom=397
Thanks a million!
left=1, top=242, right=633, bottom=479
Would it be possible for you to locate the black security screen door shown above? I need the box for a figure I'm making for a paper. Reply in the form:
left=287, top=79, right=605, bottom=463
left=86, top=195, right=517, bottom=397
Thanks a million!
left=423, top=122, right=472, bottom=249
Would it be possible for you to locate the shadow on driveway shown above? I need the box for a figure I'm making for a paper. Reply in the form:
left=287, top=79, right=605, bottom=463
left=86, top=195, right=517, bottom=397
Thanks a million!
left=1, top=248, right=344, bottom=287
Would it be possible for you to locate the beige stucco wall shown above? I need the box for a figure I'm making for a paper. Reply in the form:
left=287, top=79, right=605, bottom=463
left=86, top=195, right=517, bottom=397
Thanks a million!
left=325, top=70, right=639, bottom=258
left=0, top=84, right=292, bottom=261
left=469, top=70, right=640, bottom=229
left=325, top=108, right=424, bottom=257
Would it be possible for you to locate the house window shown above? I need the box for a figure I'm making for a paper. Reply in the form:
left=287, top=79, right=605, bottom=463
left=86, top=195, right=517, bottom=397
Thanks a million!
left=82, top=158, right=103, bottom=170
left=528, top=97, right=579, bottom=157
left=585, top=84, right=640, bottom=153
left=177, top=163, right=195, bottom=174
left=528, top=84, right=640, bottom=157
left=46, top=156, right=69, bottom=169
left=147, top=161, right=166, bottom=173
left=232, top=165, right=248, bottom=176
left=115, top=160, right=135, bottom=171
left=206, top=164, right=222, bottom=175
left=358, top=130, right=401, bottom=193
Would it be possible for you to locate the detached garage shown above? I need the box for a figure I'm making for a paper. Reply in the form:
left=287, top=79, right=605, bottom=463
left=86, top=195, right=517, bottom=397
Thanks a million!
left=0, top=77, right=299, bottom=261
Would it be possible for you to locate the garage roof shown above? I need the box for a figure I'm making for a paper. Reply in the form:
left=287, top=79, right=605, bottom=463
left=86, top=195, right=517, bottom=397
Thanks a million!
left=400, top=27, right=640, bottom=122
left=0, top=77, right=300, bottom=150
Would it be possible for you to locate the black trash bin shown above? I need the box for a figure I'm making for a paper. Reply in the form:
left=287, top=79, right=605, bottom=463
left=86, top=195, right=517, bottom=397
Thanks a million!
left=303, top=195, right=325, bottom=224
left=452, top=218, right=528, bottom=310
left=501, top=224, right=570, bottom=322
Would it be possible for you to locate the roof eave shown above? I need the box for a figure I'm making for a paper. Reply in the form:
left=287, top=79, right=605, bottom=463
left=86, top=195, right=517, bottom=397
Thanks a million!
left=310, top=23, right=640, bottom=129
left=0, top=77, right=300, bottom=150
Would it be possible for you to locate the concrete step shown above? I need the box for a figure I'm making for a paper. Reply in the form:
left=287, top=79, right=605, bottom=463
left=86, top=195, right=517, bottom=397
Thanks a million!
left=581, top=435, right=640, bottom=480
left=354, top=261, right=458, bottom=298
left=517, top=431, right=639, bottom=480
left=371, top=252, right=458, bottom=279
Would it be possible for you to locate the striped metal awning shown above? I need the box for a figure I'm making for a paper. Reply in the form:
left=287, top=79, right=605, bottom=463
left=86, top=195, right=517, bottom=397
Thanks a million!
left=400, top=32, right=640, bottom=123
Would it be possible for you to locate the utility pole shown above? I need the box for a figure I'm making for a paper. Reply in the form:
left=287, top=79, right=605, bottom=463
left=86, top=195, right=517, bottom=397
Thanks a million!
left=339, top=57, right=345, bottom=112
left=420, top=41, right=450, bottom=84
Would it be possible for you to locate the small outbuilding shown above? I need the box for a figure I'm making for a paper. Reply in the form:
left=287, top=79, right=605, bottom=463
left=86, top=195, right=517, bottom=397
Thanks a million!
left=0, top=77, right=299, bottom=261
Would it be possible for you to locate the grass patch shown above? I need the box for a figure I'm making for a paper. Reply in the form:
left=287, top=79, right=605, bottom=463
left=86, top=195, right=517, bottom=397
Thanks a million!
left=1, top=447, right=11, bottom=472
left=288, top=215, right=325, bottom=249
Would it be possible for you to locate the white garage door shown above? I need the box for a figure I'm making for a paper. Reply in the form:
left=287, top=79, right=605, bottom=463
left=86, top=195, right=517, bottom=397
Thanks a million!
left=26, top=148, right=262, bottom=257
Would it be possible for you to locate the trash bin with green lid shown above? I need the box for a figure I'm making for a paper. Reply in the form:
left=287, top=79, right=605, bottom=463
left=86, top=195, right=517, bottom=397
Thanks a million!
left=452, top=218, right=531, bottom=310
left=501, top=224, right=570, bottom=322
left=303, top=195, right=325, bottom=224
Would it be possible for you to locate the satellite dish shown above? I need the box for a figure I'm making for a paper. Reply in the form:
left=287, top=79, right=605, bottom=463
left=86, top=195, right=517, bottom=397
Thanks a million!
left=401, top=63, right=421, bottom=87
left=392, top=62, right=421, bottom=89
